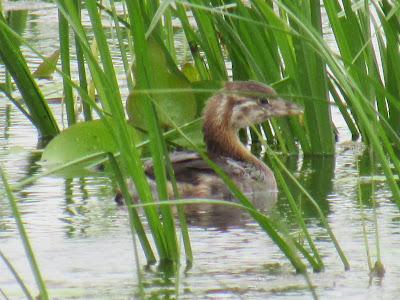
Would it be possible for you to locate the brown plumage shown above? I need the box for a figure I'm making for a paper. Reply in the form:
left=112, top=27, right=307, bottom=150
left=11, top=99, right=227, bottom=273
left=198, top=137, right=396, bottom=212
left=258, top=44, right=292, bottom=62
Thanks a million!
left=123, top=81, right=303, bottom=206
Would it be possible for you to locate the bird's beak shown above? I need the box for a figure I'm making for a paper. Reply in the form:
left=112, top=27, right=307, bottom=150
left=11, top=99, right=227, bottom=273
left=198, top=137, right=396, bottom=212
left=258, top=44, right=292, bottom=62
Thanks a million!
left=271, top=97, right=303, bottom=117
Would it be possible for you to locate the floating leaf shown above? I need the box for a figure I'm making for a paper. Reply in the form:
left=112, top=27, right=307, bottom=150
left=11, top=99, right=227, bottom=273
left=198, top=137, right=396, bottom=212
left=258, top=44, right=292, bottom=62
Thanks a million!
left=41, top=120, right=140, bottom=176
left=127, top=39, right=197, bottom=131
left=33, top=49, right=60, bottom=79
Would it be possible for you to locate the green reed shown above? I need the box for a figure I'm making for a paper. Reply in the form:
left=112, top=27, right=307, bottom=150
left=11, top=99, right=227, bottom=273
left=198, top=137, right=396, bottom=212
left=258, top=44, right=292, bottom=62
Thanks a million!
left=0, top=11, right=59, bottom=139
left=0, top=168, right=49, bottom=300
left=0, top=250, right=34, bottom=299
left=58, top=9, right=76, bottom=125
left=2, top=1, right=400, bottom=298
left=57, top=0, right=180, bottom=262
left=356, top=149, right=385, bottom=279
left=2, top=1, right=400, bottom=163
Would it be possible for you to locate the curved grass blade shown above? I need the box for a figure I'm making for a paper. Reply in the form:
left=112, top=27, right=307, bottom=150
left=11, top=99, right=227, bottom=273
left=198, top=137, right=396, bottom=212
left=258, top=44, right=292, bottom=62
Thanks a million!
left=0, top=12, right=60, bottom=139
left=125, top=0, right=179, bottom=261
left=0, top=168, right=49, bottom=300
left=0, top=250, right=34, bottom=300
left=57, top=0, right=172, bottom=260
left=271, top=158, right=325, bottom=271
left=149, top=91, right=310, bottom=273
left=130, top=197, right=318, bottom=298
left=264, top=143, right=350, bottom=270
left=107, top=152, right=156, bottom=264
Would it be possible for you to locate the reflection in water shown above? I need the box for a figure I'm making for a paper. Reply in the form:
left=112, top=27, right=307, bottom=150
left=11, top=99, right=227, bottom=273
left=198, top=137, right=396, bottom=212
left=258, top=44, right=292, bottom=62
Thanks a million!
left=357, top=147, right=385, bottom=207
left=2, top=4, right=400, bottom=298
left=2, top=138, right=400, bottom=299
left=183, top=189, right=277, bottom=230
left=47, top=151, right=335, bottom=233
left=142, top=260, right=177, bottom=299
left=300, top=155, right=335, bottom=217
left=277, top=155, right=335, bottom=220
left=3, top=104, right=11, bottom=140
left=62, top=176, right=120, bottom=237
left=22, top=150, right=43, bottom=177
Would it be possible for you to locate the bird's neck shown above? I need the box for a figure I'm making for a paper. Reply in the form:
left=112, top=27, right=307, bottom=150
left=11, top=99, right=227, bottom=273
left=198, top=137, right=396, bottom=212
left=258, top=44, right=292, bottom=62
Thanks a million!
left=201, top=92, right=267, bottom=171
left=203, top=119, right=266, bottom=172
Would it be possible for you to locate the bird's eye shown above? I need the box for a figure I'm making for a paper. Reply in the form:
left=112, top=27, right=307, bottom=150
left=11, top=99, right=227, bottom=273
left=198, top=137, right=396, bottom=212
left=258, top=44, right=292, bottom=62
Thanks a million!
left=258, top=97, right=269, bottom=105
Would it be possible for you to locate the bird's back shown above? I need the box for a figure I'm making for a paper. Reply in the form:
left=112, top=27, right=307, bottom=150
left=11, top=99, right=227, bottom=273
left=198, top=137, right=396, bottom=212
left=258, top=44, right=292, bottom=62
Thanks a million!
left=142, top=151, right=277, bottom=207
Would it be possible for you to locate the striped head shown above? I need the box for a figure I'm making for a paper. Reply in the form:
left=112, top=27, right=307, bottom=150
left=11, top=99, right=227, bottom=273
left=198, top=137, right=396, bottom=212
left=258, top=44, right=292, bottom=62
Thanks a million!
left=202, top=81, right=303, bottom=133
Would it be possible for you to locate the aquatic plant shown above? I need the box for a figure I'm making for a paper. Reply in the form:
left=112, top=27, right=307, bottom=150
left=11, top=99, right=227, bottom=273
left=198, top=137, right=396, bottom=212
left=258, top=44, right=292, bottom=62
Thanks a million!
left=1, top=0, right=400, bottom=298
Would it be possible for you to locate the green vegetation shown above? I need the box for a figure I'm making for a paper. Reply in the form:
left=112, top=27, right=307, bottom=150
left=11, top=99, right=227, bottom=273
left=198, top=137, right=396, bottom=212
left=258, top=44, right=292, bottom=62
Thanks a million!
left=1, top=169, right=49, bottom=300
left=1, top=0, right=400, bottom=298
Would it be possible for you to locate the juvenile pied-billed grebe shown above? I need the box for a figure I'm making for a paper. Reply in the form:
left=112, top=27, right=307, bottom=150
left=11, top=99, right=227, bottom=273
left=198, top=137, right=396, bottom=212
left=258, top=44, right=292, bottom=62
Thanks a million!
left=124, top=81, right=303, bottom=204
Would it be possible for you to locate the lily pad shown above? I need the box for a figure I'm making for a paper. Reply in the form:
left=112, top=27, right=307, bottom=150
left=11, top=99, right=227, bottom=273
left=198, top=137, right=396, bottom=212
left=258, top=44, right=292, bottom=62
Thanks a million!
left=41, top=120, right=140, bottom=177
left=127, top=39, right=197, bottom=131
left=189, top=80, right=223, bottom=116
left=166, top=118, right=205, bottom=150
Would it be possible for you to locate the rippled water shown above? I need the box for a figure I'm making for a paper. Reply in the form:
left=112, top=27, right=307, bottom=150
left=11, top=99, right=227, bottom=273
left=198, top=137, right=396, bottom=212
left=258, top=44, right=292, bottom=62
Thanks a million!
left=1, top=2, right=400, bottom=299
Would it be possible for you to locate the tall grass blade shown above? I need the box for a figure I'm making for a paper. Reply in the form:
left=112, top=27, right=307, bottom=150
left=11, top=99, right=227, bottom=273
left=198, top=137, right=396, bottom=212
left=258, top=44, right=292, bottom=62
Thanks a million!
left=376, top=0, right=400, bottom=135
left=189, top=0, right=227, bottom=80
left=108, top=0, right=134, bottom=92
left=265, top=143, right=350, bottom=270
left=107, top=152, right=152, bottom=297
left=173, top=3, right=210, bottom=80
left=58, top=8, right=76, bottom=126
left=151, top=95, right=309, bottom=272
left=74, top=0, right=92, bottom=121
left=0, top=168, right=49, bottom=300
left=57, top=0, right=174, bottom=260
left=0, top=250, right=34, bottom=300
left=125, top=0, right=179, bottom=261
left=0, top=12, right=59, bottom=139
left=162, top=130, right=193, bottom=264
left=107, top=153, right=157, bottom=263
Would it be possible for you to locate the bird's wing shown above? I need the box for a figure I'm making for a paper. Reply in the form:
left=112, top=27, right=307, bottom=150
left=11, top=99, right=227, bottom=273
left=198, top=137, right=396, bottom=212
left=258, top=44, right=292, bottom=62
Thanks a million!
left=143, top=152, right=246, bottom=183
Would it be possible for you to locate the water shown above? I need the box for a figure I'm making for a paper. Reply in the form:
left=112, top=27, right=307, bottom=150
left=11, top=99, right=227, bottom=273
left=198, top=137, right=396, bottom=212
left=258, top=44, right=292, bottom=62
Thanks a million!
left=1, top=2, right=400, bottom=299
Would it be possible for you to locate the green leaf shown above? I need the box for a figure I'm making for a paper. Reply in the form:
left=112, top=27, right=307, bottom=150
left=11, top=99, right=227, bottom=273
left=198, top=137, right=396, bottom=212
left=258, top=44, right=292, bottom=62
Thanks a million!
left=127, top=39, right=197, bottom=131
left=189, top=80, right=223, bottom=116
left=181, top=62, right=200, bottom=82
left=0, top=11, right=59, bottom=138
left=33, top=49, right=60, bottom=79
left=166, top=118, right=204, bottom=149
left=41, top=120, right=140, bottom=175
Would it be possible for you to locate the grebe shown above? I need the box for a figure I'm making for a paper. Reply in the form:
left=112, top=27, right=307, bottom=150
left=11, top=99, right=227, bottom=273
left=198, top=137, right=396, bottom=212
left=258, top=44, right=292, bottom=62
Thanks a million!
left=123, top=81, right=303, bottom=204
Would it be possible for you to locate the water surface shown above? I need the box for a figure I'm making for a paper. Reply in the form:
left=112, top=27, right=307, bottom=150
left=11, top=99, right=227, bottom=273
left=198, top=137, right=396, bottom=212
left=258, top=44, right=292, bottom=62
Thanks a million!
left=1, top=3, right=400, bottom=299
